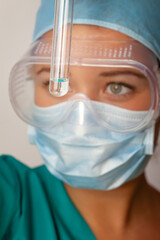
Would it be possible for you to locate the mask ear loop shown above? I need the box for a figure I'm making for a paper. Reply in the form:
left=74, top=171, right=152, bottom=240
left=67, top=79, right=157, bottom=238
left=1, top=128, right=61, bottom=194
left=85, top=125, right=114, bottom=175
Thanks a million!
left=49, top=0, right=74, bottom=97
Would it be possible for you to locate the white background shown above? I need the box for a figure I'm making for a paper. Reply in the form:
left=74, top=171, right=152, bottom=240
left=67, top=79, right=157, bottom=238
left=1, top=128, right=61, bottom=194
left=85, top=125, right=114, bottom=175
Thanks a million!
left=0, top=0, right=159, bottom=190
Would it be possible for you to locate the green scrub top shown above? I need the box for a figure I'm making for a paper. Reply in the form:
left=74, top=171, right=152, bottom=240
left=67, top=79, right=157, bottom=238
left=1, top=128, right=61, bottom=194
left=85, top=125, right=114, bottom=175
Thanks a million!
left=0, top=155, right=96, bottom=240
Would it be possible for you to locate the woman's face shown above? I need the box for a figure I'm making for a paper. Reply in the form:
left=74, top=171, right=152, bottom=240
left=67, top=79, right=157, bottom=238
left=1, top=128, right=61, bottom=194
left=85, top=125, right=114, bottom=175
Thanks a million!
left=30, top=25, right=160, bottom=146
left=33, top=26, right=153, bottom=112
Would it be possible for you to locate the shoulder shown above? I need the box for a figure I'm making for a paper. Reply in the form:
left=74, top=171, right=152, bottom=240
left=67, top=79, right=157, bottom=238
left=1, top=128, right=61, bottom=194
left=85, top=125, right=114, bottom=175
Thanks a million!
left=0, top=154, right=32, bottom=191
left=0, top=154, right=50, bottom=197
left=0, top=154, right=32, bottom=194
left=0, top=154, right=30, bottom=174
left=0, top=155, right=53, bottom=238
left=0, top=155, right=31, bottom=239
left=0, top=154, right=60, bottom=194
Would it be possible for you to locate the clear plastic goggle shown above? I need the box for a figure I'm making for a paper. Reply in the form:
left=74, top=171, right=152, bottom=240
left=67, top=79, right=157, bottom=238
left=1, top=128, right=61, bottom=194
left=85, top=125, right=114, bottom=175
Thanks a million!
left=9, top=37, right=160, bottom=132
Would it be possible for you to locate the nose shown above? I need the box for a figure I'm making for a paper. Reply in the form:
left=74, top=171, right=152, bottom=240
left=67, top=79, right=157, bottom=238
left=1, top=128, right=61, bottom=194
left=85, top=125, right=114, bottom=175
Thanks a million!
left=69, top=66, right=99, bottom=101
left=74, top=85, right=98, bottom=100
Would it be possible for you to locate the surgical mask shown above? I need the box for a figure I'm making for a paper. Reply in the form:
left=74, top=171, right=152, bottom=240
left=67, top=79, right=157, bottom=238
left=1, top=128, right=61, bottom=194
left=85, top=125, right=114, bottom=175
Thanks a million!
left=28, top=99, right=155, bottom=190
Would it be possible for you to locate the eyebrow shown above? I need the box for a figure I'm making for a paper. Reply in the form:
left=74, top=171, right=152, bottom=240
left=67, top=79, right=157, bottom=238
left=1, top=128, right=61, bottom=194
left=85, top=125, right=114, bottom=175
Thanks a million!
left=100, top=70, right=145, bottom=78
left=36, top=67, right=145, bottom=79
left=36, top=67, right=50, bottom=75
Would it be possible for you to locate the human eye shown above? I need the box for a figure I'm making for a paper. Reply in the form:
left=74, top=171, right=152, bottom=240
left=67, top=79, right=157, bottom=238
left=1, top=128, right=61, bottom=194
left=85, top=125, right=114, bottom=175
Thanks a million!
left=105, top=82, right=134, bottom=96
left=41, top=79, right=73, bottom=98
left=42, top=79, right=49, bottom=87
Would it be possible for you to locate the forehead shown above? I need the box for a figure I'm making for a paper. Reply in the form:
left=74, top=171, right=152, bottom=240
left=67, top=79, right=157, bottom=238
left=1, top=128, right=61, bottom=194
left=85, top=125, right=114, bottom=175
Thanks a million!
left=39, top=25, right=157, bottom=73
left=41, top=25, right=133, bottom=41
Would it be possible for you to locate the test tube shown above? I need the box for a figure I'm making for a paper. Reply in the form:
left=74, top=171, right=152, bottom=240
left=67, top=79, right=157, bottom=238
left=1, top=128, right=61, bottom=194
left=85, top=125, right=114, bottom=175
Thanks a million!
left=49, top=0, right=74, bottom=97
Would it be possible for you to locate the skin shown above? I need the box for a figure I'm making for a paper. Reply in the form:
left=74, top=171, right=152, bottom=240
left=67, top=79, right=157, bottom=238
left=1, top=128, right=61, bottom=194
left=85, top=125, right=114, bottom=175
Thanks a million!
left=34, top=26, right=160, bottom=239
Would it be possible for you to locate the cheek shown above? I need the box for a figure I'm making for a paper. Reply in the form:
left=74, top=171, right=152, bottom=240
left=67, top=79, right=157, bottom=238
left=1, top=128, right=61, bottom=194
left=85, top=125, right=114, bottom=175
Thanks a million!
left=124, top=87, right=151, bottom=111
left=34, top=84, right=55, bottom=107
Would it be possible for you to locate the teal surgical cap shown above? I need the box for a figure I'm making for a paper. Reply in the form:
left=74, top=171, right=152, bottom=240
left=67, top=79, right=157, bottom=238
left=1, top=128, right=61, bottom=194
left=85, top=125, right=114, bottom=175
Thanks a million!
left=33, top=0, right=160, bottom=60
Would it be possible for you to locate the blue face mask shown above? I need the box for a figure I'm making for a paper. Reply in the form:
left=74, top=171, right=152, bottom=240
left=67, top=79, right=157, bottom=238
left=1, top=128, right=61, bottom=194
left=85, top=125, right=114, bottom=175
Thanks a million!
left=28, top=100, right=155, bottom=190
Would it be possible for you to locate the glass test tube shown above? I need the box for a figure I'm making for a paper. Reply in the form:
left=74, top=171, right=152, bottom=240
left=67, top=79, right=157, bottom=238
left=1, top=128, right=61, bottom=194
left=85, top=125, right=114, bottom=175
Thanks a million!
left=49, top=0, right=74, bottom=97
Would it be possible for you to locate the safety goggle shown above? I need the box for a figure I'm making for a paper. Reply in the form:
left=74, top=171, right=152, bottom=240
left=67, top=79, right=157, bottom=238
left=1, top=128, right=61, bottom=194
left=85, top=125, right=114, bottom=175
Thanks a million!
left=9, top=36, right=160, bottom=132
